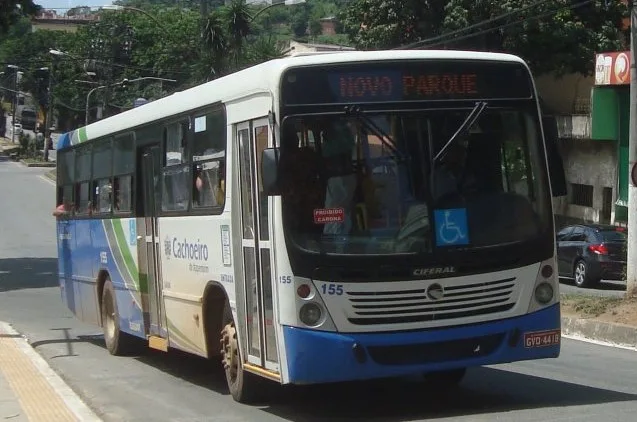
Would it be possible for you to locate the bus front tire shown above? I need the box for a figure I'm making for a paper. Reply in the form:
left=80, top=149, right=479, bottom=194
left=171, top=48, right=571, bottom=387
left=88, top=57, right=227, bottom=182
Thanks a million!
left=101, top=279, right=136, bottom=356
left=220, top=306, right=260, bottom=403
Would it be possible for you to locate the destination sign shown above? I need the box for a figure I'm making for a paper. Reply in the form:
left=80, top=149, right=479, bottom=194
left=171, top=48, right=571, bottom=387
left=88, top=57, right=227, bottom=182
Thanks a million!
left=281, top=60, right=533, bottom=105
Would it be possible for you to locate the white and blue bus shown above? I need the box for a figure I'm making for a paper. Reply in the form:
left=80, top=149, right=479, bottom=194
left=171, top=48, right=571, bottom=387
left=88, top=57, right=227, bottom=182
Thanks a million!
left=55, top=50, right=567, bottom=403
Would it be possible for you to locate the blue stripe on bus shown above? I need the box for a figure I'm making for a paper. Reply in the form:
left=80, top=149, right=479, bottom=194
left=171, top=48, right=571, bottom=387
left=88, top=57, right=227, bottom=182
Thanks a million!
left=283, top=303, right=560, bottom=385
left=57, top=219, right=145, bottom=339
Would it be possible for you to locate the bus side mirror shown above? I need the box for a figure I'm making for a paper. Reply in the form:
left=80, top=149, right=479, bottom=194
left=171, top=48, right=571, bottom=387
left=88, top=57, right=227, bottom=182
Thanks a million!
left=542, top=116, right=567, bottom=197
left=261, top=147, right=282, bottom=196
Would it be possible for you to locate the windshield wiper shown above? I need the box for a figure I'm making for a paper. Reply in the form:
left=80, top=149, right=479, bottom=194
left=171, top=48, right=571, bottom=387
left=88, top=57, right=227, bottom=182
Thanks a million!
left=343, top=105, right=404, bottom=160
left=433, top=101, right=488, bottom=163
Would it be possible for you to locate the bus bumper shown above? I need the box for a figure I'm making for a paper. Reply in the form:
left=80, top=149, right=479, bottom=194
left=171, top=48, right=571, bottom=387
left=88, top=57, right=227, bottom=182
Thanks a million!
left=282, top=303, right=560, bottom=385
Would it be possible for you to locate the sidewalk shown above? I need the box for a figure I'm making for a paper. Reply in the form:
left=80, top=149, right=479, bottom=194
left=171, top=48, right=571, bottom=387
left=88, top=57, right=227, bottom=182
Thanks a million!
left=0, top=322, right=101, bottom=422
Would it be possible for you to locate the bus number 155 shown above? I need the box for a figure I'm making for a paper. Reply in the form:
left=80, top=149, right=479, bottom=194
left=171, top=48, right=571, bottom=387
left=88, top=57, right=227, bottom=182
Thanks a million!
left=321, top=283, right=344, bottom=296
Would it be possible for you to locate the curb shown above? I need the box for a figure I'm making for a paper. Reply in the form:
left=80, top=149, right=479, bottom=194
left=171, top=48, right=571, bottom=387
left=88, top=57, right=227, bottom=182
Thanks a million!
left=561, top=316, right=637, bottom=349
left=0, top=321, right=102, bottom=422
left=19, top=159, right=56, bottom=168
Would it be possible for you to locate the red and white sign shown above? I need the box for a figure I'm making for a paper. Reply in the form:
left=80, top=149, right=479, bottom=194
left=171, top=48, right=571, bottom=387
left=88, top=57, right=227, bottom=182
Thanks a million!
left=314, top=208, right=345, bottom=224
left=523, top=329, right=561, bottom=348
left=595, top=51, right=630, bottom=86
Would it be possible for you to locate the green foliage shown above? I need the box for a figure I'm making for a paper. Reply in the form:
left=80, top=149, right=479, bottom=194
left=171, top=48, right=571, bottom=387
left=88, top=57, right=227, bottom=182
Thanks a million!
left=1, top=0, right=353, bottom=130
left=0, top=0, right=39, bottom=34
left=340, top=0, right=629, bottom=76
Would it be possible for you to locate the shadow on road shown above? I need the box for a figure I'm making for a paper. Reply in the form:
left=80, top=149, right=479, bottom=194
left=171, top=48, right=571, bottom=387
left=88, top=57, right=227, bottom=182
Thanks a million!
left=58, top=333, right=232, bottom=396
left=78, top=334, right=637, bottom=421
left=0, top=258, right=58, bottom=292
left=133, top=347, right=230, bottom=396
left=257, top=367, right=637, bottom=421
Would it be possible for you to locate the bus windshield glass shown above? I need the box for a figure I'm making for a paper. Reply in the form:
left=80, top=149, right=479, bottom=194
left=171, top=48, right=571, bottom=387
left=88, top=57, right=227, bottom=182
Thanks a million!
left=278, top=106, right=551, bottom=256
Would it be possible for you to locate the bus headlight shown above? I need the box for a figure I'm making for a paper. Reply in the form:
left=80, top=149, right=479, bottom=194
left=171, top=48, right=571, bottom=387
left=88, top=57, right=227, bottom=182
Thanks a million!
left=299, top=302, right=323, bottom=327
left=534, top=282, right=554, bottom=305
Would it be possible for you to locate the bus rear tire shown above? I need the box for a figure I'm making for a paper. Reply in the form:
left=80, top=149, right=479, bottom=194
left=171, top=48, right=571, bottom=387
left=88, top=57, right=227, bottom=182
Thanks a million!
left=101, top=279, right=136, bottom=356
left=220, top=304, right=260, bottom=403
left=423, top=368, right=466, bottom=387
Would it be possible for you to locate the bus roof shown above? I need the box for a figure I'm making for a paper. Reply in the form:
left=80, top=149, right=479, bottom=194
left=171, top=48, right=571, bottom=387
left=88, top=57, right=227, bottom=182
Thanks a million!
left=58, top=50, right=528, bottom=150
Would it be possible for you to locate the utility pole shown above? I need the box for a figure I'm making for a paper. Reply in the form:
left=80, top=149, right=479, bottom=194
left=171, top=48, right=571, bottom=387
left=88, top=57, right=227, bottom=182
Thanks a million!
left=627, top=0, right=637, bottom=298
left=7, top=65, right=19, bottom=144
left=42, top=65, right=53, bottom=162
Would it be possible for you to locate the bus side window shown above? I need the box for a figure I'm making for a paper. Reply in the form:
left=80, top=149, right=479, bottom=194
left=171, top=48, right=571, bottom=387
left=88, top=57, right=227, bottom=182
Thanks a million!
left=191, top=108, right=227, bottom=212
left=93, top=178, right=113, bottom=214
left=193, top=161, right=225, bottom=207
left=75, top=182, right=91, bottom=215
left=114, top=175, right=133, bottom=213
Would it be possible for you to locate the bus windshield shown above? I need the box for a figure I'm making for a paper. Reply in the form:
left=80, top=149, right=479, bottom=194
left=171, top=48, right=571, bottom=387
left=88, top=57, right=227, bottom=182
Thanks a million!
left=278, top=106, right=551, bottom=256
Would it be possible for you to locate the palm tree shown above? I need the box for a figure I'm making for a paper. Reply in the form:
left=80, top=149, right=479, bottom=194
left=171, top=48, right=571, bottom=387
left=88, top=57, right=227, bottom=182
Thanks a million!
left=223, top=0, right=252, bottom=69
left=247, top=35, right=287, bottom=64
left=202, top=11, right=227, bottom=79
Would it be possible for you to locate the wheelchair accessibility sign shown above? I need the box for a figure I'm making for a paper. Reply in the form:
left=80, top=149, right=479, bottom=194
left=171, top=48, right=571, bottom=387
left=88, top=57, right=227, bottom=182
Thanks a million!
left=434, top=208, right=469, bottom=246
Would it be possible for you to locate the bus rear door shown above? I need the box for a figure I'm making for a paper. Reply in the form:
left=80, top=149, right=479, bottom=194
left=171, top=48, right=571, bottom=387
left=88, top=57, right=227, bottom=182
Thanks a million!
left=137, top=144, right=169, bottom=351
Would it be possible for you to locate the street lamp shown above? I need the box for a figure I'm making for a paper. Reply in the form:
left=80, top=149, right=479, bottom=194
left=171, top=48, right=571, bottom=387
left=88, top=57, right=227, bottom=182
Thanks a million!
left=85, top=76, right=177, bottom=126
left=251, top=0, right=306, bottom=21
left=42, top=50, right=67, bottom=161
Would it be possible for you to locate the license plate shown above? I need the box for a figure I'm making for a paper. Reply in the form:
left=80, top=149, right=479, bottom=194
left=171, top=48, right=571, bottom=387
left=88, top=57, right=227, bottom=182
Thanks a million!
left=523, top=329, right=561, bottom=348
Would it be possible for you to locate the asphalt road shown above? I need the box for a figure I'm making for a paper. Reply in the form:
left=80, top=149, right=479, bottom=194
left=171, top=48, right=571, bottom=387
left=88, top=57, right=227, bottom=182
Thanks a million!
left=1, top=157, right=637, bottom=422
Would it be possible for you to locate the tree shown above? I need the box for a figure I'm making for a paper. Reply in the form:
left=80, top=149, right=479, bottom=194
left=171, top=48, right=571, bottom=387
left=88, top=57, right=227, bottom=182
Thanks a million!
left=224, top=0, right=252, bottom=68
left=203, top=11, right=228, bottom=77
left=0, top=0, right=39, bottom=34
left=340, top=0, right=629, bottom=76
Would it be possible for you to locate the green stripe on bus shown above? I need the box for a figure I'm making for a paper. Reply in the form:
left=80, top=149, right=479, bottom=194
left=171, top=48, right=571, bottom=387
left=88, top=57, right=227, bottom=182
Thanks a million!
left=78, top=126, right=88, bottom=143
left=102, top=220, right=135, bottom=290
left=112, top=219, right=140, bottom=289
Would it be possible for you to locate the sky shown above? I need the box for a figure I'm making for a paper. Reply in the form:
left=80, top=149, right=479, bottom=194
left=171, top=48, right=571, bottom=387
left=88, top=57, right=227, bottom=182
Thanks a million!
left=36, top=0, right=115, bottom=12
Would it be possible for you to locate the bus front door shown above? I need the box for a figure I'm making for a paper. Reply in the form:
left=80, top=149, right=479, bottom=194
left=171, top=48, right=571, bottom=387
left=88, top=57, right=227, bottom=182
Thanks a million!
left=137, top=144, right=168, bottom=351
left=235, top=118, right=279, bottom=375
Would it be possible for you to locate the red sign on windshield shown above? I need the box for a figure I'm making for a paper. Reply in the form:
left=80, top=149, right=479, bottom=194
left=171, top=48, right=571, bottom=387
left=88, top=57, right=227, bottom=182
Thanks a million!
left=314, top=208, right=345, bottom=224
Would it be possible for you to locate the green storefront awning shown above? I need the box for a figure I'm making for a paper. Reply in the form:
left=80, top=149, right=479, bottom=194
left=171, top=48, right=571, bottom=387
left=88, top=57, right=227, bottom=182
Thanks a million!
left=590, top=86, right=629, bottom=208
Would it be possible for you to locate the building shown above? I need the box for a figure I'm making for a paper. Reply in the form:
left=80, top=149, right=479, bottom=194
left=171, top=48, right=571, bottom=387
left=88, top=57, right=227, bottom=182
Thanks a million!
left=319, top=17, right=338, bottom=36
left=284, top=40, right=355, bottom=56
left=535, top=0, right=630, bottom=228
left=31, top=9, right=99, bottom=33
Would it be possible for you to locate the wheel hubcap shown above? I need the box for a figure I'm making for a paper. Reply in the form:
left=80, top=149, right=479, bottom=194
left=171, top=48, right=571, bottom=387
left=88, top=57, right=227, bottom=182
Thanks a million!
left=575, top=263, right=585, bottom=284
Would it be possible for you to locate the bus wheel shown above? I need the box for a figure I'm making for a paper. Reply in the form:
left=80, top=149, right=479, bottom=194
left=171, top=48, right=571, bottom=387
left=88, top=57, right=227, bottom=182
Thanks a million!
left=423, top=368, right=466, bottom=388
left=220, top=308, right=259, bottom=403
left=101, top=279, right=135, bottom=356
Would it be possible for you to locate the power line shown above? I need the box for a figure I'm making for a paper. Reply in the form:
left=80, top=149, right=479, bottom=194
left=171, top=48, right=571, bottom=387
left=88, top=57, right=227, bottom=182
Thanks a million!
left=396, top=0, right=553, bottom=50
left=413, top=0, right=595, bottom=50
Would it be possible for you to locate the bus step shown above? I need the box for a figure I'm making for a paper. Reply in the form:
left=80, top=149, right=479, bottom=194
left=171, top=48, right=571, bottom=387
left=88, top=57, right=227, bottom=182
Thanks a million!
left=148, top=336, right=168, bottom=352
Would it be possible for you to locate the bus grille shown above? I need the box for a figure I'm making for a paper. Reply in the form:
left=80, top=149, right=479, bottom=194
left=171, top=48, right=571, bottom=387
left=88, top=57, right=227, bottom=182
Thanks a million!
left=346, top=277, right=517, bottom=325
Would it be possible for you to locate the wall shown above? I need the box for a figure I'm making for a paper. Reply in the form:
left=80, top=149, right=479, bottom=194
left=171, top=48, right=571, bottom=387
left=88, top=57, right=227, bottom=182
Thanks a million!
left=552, top=137, right=617, bottom=228
left=535, top=73, right=594, bottom=114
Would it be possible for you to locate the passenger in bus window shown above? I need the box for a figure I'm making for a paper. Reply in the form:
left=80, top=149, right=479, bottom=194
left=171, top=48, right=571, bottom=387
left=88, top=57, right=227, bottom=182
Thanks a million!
left=432, top=130, right=477, bottom=204
left=194, top=165, right=219, bottom=207
left=52, top=203, right=69, bottom=217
